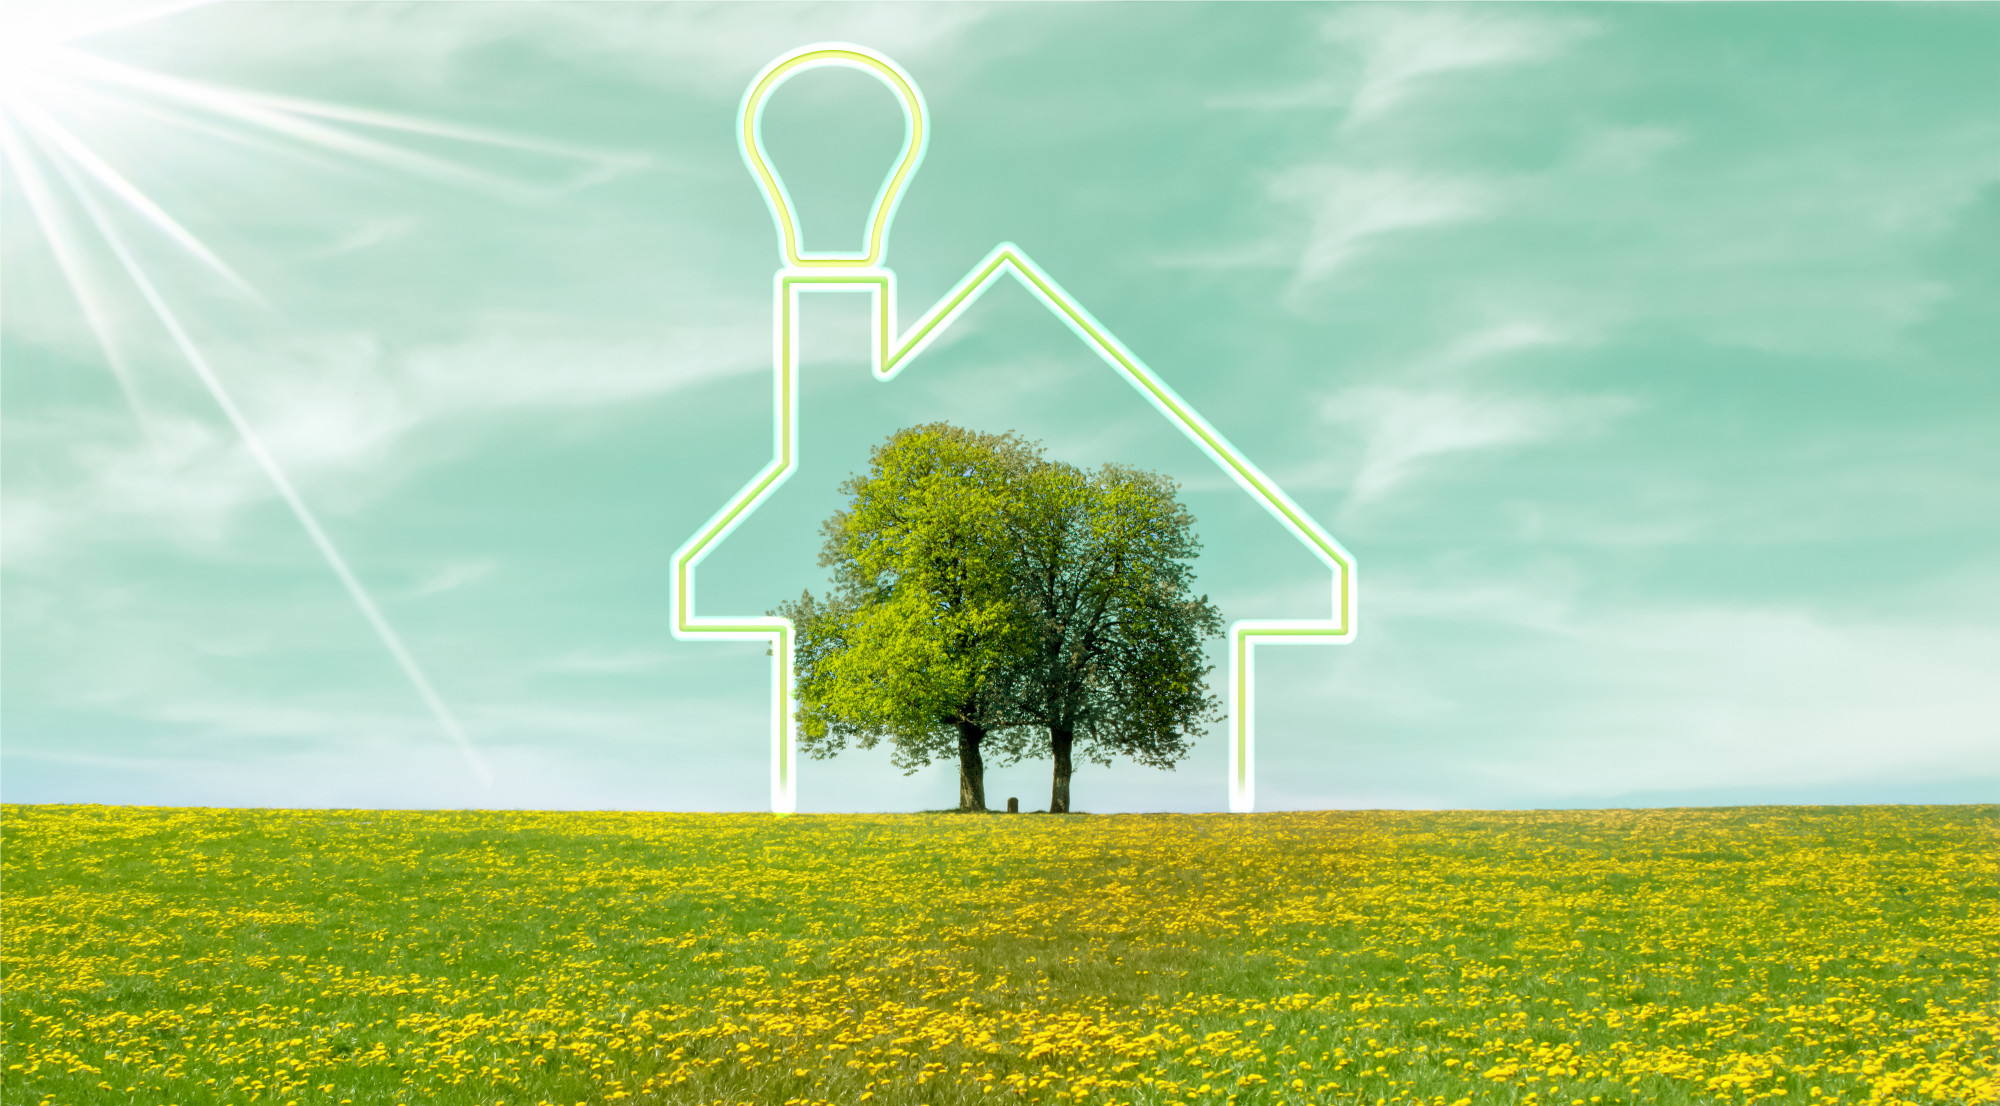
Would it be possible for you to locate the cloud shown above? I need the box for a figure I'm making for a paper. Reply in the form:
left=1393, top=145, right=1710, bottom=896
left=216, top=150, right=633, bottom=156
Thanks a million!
left=3, top=314, right=765, bottom=564
left=1521, top=605, right=1999, bottom=795
left=15, top=410, right=266, bottom=555
left=1269, top=166, right=1496, bottom=296
left=1406, top=319, right=1576, bottom=377
left=1570, top=125, right=1687, bottom=175
left=0, top=707, right=767, bottom=809
left=530, top=4, right=997, bottom=94
left=0, top=495, right=62, bottom=564
left=1315, top=576, right=2000, bottom=801
left=312, top=216, right=416, bottom=258
left=1324, top=386, right=1637, bottom=508
left=1169, top=11, right=1601, bottom=292
left=401, top=316, right=760, bottom=413
left=541, top=648, right=674, bottom=675
left=1208, top=6, right=1596, bottom=120
left=1473, top=120, right=1996, bottom=362
left=407, top=559, right=495, bottom=599
left=1321, top=6, right=1599, bottom=125
left=1173, top=318, right=1590, bottom=499
left=136, top=4, right=998, bottom=100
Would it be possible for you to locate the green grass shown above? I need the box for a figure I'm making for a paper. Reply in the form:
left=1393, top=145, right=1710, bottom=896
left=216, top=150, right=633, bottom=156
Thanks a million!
left=2, top=804, right=1994, bottom=1106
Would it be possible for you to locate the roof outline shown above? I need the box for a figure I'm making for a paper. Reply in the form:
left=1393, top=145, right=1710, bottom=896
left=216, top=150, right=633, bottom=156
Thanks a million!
left=671, top=43, right=1357, bottom=814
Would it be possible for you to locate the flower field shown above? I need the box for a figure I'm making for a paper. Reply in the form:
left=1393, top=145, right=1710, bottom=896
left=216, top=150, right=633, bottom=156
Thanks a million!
left=2, top=804, right=1993, bottom=1106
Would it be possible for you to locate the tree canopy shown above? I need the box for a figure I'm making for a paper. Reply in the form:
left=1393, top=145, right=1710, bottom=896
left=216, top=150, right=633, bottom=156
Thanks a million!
left=998, top=458, right=1224, bottom=812
left=776, top=423, right=1222, bottom=812
left=775, top=424, right=1039, bottom=810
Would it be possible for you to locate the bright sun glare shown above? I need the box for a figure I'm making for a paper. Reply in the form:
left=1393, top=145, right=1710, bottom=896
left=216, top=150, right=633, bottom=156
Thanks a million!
left=0, top=29, right=55, bottom=101
left=1, top=1, right=637, bottom=788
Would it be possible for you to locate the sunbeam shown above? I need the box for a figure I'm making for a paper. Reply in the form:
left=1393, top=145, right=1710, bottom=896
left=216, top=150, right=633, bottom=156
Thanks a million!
left=46, top=48, right=545, bottom=201
left=46, top=46, right=641, bottom=200
left=12, top=95, right=260, bottom=299
left=0, top=2, right=637, bottom=788
left=0, top=114, right=157, bottom=440
left=45, top=0, right=223, bottom=45
left=42, top=144, right=498, bottom=789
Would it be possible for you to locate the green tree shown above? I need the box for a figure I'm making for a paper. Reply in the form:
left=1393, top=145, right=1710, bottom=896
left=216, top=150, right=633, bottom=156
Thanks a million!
left=779, top=423, right=1223, bottom=813
left=774, top=424, right=1038, bottom=811
left=999, top=460, right=1224, bottom=813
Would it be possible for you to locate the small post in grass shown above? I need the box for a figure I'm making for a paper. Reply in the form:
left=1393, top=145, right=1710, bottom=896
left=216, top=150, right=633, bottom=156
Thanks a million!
left=1007, top=797, right=1019, bottom=813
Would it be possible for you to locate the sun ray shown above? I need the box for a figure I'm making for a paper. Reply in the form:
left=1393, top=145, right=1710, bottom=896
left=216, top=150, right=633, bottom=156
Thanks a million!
left=48, top=47, right=569, bottom=201
left=1, top=3, right=641, bottom=792
left=258, top=89, right=648, bottom=186
left=10, top=95, right=260, bottom=300
left=63, top=78, right=375, bottom=184
left=0, top=113, right=157, bottom=441
left=45, top=0, right=224, bottom=45
left=66, top=71, right=629, bottom=202
left=39, top=135, right=497, bottom=790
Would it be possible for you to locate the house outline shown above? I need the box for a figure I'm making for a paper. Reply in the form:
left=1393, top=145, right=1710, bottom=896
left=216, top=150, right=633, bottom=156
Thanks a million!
left=670, top=44, right=1357, bottom=814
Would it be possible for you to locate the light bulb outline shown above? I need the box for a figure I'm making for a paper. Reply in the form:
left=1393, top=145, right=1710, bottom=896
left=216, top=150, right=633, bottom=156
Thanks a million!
left=739, top=43, right=927, bottom=269
left=682, top=45, right=1358, bottom=814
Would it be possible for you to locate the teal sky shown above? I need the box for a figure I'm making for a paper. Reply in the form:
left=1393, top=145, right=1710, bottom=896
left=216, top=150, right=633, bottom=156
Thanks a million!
left=4, top=2, right=1996, bottom=813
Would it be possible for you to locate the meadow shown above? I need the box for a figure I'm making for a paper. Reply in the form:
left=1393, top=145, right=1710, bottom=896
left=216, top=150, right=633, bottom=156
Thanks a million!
left=2, top=804, right=1993, bottom=1106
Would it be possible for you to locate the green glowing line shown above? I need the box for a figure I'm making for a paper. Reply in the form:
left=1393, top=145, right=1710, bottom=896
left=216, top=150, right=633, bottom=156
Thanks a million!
left=741, top=48, right=924, bottom=268
left=1010, top=256, right=1352, bottom=584
left=1237, top=630, right=1250, bottom=790
left=674, top=44, right=1357, bottom=814
left=884, top=255, right=1007, bottom=371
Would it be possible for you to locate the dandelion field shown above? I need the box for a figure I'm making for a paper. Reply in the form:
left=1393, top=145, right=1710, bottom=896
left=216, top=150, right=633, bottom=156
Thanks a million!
left=2, top=804, right=1994, bottom=1106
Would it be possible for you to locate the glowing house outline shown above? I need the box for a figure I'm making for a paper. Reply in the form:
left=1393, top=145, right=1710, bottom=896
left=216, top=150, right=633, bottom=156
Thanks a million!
left=670, top=44, right=1357, bottom=813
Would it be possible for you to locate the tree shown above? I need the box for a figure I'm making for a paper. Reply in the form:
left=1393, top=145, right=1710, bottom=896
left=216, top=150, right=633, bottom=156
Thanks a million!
left=775, top=423, right=1039, bottom=811
left=997, top=460, right=1224, bottom=813
left=779, top=423, right=1224, bottom=813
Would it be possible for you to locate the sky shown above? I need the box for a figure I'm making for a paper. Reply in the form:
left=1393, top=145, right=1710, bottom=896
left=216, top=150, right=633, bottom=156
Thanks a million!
left=3, top=2, right=1996, bottom=814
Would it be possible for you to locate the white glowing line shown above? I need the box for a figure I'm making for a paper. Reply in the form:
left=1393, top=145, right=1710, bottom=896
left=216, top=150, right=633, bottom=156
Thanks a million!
left=673, top=43, right=1358, bottom=814
left=44, top=149, right=496, bottom=790
left=10, top=97, right=259, bottom=301
left=0, top=115, right=155, bottom=438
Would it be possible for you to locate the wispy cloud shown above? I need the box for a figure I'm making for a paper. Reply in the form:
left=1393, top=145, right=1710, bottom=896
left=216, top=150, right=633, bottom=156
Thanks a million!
left=1207, top=6, right=1596, bottom=120
left=153, top=3, right=999, bottom=100
left=407, top=559, right=495, bottom=599
left=1313, top=576, right=2000, bottom=800
left=0, top=705, right=766, bottom=809
left=3, top=315, right=765, bottom=564
left=1570, top=125, right=1687, bottom=174
left=541, top=648, right=674, bottom=676
left=1172, top=8, right=1599, bottom=294
left=1325, top=386, right=1636, bottom=510
left=541, top=4, right=997, bottom=93
left=11, top=411, right=263, bottom=556
left=403, top=317, right=761, bottom=413
left=1271, top=166, right=1496, bottom=296
left=312, top=216, right=416, bottom=258
left=1322, top=6, right=1598, bottom=126
left=1152, top=168, right=1496, bottom=288
left=1400, top=319, right=1576, bottom=378
left=1521, top=606, right=1999, bottom=796
left=1173, top=317, right=1593, bottom=501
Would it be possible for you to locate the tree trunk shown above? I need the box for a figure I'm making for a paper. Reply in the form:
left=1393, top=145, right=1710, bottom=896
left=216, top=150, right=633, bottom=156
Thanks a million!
left=1049, top=726, right=1074, bottom=814
left=957, top=721, right=988, bottom=812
